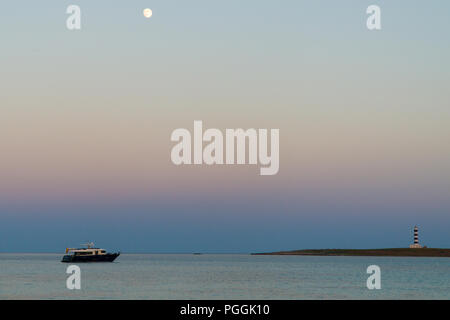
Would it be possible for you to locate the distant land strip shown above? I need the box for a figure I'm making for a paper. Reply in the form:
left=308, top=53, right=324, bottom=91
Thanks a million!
left=252, top=248, right=450, bottom=257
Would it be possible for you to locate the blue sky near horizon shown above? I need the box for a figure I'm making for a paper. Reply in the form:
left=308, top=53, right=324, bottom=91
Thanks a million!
left=0, top=1, right=449, bottom=252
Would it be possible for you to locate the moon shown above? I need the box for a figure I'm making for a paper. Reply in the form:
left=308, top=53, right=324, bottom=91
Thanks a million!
left=143, top=8, right=152, bottom=18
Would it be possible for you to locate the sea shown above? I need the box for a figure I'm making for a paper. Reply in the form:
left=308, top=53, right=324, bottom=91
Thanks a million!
left=0, top=253, right=449, bottom=299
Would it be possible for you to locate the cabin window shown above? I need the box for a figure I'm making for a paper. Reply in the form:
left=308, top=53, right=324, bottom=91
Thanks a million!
left=77, top=251, right=91, bottom=255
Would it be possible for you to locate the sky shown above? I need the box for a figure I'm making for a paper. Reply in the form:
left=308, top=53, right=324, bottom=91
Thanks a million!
left=0, top=1, right=449, bottom=252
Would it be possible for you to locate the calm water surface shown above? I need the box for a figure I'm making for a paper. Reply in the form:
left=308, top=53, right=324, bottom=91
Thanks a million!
left=0, top=254, right=448, bottom=299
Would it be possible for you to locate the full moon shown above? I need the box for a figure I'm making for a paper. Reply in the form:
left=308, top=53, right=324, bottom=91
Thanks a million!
left=143, top=8, right=152, bottom=18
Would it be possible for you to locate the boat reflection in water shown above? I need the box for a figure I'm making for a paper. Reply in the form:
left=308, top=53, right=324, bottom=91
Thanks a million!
left=61, top=242, right=120, bottom=263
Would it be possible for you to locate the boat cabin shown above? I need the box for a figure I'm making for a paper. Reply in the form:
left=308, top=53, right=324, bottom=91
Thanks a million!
left=65, top=242, right=107, bottom=256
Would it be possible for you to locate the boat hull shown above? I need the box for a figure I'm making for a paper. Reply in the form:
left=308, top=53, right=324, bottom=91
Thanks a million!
left=61, top=253, right=120, bottom=263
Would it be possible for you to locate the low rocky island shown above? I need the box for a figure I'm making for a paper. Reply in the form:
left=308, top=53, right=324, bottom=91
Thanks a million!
left=252, top=248, right=450, bottom=257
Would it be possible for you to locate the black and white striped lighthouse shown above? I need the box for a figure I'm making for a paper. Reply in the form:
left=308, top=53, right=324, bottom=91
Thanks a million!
left=414, top=226, right=419, bottom=245
left=410, top=225, right=422, bottom=248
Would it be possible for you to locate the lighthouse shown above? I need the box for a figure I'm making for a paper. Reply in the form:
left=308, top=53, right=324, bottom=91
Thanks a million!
left=409, top=225, right=422, bottom=248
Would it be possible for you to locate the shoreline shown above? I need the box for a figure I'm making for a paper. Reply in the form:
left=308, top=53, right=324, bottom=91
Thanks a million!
left=252, top=248, right=450, bottom=257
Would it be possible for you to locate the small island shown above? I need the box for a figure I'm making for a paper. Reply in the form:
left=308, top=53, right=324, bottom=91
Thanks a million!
left=254, top=227, right=450, bottom=257
left=252, top=248, right=450, bottom=257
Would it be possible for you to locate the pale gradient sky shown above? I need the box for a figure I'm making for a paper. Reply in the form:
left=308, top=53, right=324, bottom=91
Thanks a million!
left=0, top=1, right=449, bottom=252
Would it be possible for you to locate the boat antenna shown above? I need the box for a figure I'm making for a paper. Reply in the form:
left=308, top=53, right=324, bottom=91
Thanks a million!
left=82, top=241, right=95, bottom=248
